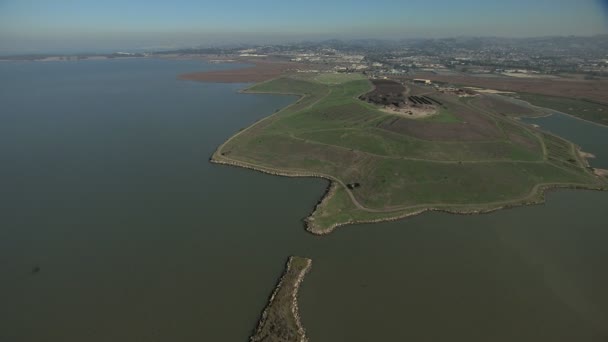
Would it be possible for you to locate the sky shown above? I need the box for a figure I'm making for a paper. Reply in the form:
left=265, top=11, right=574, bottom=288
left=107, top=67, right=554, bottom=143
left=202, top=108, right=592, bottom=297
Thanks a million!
left=0, top=0, right=607, bottom=54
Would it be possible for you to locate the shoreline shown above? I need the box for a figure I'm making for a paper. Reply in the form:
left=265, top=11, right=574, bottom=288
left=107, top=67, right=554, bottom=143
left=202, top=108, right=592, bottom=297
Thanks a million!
left=594, top=168, right=608, bottom=177
left=250, top=256, right=312, bottom=342
left=211, top=153, right=607, bottom=235
left=578, top=149, right=596, bottom=168
left=306, top=183, right=607, bottom=235
left=500, top=95, right=608, bottom=128
left=204, top=73, right=608, bottom=235
left=411, top=72, right=608, bottom=106
left=524, top=106, right=608, bottom=129
left=412, top=73, right=608, bottom=127
left=178, top=59, right=305, bottom=83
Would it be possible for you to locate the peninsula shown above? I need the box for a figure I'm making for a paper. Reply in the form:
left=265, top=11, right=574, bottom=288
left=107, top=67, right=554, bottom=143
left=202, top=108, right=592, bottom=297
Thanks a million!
left=205, top=71, right=607, bottom=234
left=250, top=256, right=312, bottom=342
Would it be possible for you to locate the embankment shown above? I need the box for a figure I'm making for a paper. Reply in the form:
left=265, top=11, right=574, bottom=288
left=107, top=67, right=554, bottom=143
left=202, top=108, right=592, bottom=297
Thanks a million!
left=250, top=256, right=312, bottom=342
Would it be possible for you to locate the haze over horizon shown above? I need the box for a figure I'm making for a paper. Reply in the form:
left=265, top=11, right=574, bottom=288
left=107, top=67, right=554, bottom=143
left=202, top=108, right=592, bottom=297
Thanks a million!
left=1, top=0, right=607, bottom=54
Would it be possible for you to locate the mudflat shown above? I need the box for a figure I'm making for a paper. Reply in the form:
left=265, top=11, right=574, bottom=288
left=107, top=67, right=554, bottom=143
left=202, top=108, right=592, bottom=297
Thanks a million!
left=178, top=60, right=302, bottom=83
left=410, top=72, right=608, bottom=104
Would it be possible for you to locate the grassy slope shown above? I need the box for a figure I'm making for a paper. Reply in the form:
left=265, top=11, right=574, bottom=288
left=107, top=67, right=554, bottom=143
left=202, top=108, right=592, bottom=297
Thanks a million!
left=421, top=106, right=462, bottom=123
left=514, top=93, right=608, bottom=126
left=214, top=74, right=606, bottom=234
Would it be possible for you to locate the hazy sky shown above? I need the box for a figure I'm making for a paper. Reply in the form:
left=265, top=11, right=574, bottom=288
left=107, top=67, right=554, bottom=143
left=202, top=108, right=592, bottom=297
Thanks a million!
left=1, top=0, right=607, bottom=53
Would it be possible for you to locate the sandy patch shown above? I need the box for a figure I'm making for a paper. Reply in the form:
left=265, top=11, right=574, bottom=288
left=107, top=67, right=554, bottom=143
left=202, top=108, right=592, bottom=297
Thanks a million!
left=380, top=105, right=437, bottom=118
left=578, top=151, right=596, bottom=159
left=502, top=72, right=560, bottom=79
left=593, top=168, right=608, bottom=177
left=411, top=72, right=608, bottom=104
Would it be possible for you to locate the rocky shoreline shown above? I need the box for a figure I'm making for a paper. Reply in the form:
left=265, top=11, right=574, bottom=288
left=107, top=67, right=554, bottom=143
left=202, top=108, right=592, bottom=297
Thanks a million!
left=209, top=154, right=339, bottom=234
left=303, top=182, right=339, bottom=235
left=211, top=152, right=606, bottom=235
left=308, top=182, right=607, bottom=235
left=250, top=256, right=312, bottom=342
left=594, top=168, right=608, bottom=177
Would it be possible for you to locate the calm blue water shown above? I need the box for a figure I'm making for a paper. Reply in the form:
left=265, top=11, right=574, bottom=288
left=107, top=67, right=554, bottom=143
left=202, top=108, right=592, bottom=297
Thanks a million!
left=1, top=59, right=607, bottom=342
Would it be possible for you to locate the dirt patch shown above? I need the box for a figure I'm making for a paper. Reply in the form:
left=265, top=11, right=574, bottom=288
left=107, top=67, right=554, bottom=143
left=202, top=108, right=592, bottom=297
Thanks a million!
left=578, top=150, right=596, bottom=162
left=594, top=168, right=608, bottom=177
left=361, top=80, right=437, bottom=118
left=379, top=100, right=503, bottom=141
left=379, top=105, right=437, bottom=118
left=360, top=79, right=407, bottom=106
left=407, top=83, right=435, bottom=96
left=501, top=72, right=560, bottom=79
left=410, top=73, right=608, bottom=104
left=178, top=60, right=303, bottom=83
left=577, top=150, right=594, bottom=167
left=465, top=87, right=515, bottom=94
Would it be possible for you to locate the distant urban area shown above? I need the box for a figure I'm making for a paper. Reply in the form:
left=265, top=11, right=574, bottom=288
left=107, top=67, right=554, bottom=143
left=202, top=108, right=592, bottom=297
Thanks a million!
left=186, top=35, right=608, bottom=77
left=6, top=36, right=606, bottom=77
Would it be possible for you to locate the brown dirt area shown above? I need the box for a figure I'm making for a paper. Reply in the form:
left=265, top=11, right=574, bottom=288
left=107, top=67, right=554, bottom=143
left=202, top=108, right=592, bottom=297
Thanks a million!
left=410, top=73, right=608, bottom=104
left=360, top=79, right=407, bottom=106
left=178, top=60, right=305, bottom=83
left=361, top=79, right=437, bottom=118
left=594, top=168, right=608, bottom=177
left=578, top=151, right=596, bottom=159
left=379, top=97, right=503, bottom=141
left=380, top=105, right=437, bottom=118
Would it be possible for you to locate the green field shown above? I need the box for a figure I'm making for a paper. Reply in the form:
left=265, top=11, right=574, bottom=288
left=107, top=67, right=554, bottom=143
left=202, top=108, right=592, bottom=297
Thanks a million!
left=313, top=72, right=367, bottom=85
left=213, top=74, right=606, bottom=234
left=513, top=93, right=608, bottom=126
left=421, top=106, right=462, bottom=123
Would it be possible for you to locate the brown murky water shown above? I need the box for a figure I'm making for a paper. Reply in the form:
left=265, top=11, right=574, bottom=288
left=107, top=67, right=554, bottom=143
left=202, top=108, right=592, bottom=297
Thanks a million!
left=1, top=59, right=607, bottom=341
